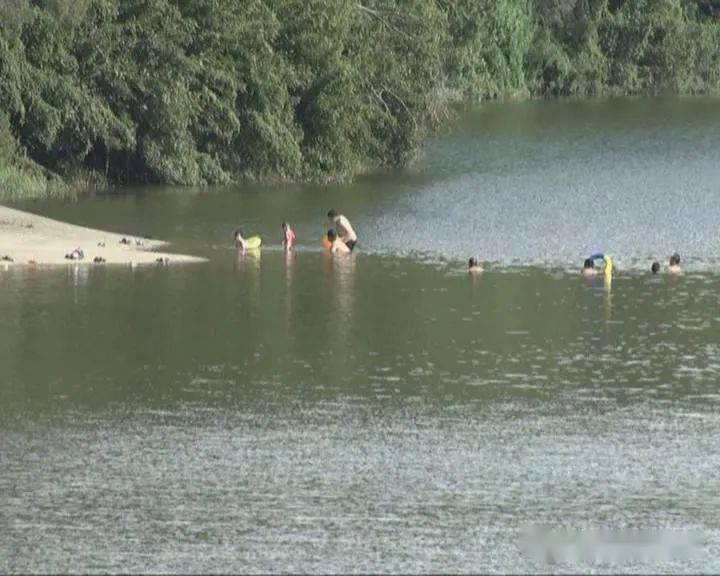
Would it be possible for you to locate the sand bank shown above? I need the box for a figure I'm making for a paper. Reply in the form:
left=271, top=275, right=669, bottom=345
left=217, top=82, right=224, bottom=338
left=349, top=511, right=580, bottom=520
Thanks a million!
left=0, top=205, right=205, bottom=267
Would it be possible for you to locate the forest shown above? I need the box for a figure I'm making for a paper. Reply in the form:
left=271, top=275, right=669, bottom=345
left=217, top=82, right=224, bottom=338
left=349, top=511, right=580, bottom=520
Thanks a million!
left=1, top=0, right=720, bottom=198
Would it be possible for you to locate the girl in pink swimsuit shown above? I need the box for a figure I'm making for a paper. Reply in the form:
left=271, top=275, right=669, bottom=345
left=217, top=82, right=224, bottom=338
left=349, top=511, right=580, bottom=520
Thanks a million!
left=282, top=222, right=296, bottom=251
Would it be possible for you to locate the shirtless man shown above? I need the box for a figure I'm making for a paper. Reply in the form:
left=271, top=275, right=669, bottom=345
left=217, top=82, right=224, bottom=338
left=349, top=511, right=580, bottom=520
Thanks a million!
left=327, top=209, right=358, bottom=251
left=582, top=258, right=597, bottom=277
left=468, top=257, right=483, bottom=275
left=327, top=229, right=350, bottom=254
left=668, top=252, right=681, bottom=274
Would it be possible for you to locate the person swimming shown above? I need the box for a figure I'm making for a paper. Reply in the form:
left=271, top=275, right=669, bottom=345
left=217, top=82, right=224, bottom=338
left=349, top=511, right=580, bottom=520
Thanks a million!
left=282, top=222, right=296, bottom=251
left=669, top=252, right=681, bottom=274
left=582, top=258, right=597, bottom=277
left=327, top=229, right=350, bottom=254
left=651, top=261, right=660, bottom=274
left=468, top=257, right=483, bottom=275
left=584, top=252, right=613, bottom=277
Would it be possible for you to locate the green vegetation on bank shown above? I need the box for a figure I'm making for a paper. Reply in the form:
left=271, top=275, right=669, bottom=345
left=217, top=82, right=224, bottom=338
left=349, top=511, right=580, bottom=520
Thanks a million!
left=1, top=0, right=720, bottom=198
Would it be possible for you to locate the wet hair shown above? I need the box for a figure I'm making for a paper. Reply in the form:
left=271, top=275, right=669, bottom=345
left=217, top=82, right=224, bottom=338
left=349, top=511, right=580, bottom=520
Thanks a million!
left=651, top=261, right=660, bottom=274
left=327, top=229, right=337, bottom=241
left=670, top=252, right=681, bottom=266
left=583, top=258, right=594, bottom=269
left=233, top=228, right=244, bottom=240
left=468, top=258, right=476, bottom=268
left=327, top=209, right=337, bottom=219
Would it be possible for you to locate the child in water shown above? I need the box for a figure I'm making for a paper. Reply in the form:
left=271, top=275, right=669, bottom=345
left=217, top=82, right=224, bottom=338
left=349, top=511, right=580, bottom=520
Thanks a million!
left=327, top=229, right=350, bottom=254
left=468, top=257, right=483, bottom=275
left=282, top=222, right=296, bottom=251
left=234, top=229, right=248, bottom=251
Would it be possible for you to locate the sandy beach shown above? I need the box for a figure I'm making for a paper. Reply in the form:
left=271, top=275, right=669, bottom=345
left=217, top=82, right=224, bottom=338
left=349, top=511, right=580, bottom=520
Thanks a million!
left=0, top=205, right=205, bottom=266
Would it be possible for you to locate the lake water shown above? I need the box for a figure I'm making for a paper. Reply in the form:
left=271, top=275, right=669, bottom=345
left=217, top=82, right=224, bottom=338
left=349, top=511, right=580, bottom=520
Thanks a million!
left=2, top=98, right=720, bottom=573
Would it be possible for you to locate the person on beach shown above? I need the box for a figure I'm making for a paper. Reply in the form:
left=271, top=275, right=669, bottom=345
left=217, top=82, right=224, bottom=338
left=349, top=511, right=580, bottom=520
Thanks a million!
left=468, top=257, right=483, bottom=275
left=669, top=253, right=681, bottom=274
left=327, top=229, right=351, bottom=254
left=282, top=222, right=296, bottom=251
left=65, top=247, right=84, bottom=261
left=327, top=209, right=357, bottom=251
left=651, top=261, right=661, bottom=274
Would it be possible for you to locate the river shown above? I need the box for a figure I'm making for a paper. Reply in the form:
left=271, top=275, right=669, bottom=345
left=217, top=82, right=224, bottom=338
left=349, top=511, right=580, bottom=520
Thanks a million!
left=2, top=97, right=720, bottom=573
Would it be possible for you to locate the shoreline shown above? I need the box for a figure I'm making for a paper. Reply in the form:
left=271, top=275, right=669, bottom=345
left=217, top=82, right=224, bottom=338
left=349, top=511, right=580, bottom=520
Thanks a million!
left=0, top=205, right=205, bottom=267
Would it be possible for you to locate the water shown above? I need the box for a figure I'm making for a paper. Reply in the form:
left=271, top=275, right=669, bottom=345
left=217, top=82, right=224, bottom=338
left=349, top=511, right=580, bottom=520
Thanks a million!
left=3, top=97, right=720, bottom=573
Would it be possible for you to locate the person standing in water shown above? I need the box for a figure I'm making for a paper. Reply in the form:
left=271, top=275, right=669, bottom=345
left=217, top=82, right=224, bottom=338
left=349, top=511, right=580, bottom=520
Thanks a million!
left=468, top=258, right=483, bottom=275
left=327, top=209, right=358, bottom=251
left=234, top=229, right=248, bottom=251
left=582, top=258, right=597, bottom=277
left=282, top=222, right=296, bottom=251
left=668, top=252, right=681, bottom=274
left=582, top=253, right=613, bottom=277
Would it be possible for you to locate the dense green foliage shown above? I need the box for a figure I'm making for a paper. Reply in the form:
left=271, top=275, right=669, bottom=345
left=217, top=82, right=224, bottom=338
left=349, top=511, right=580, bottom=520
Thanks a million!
left=1, top=0, right=719, bottom=195
left=446, top=0, right=720, bottom=99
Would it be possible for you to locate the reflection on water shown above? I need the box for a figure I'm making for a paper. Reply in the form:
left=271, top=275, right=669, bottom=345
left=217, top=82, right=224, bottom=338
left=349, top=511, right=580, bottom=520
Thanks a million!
left=284, top=249, right=295, bottom=332
left=326, top=252, right=357, bottom=349
left=2, top=255, right=720, bottom=572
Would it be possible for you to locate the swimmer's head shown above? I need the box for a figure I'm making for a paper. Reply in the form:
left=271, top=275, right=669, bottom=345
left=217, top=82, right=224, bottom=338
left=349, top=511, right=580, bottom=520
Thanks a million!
left=327, top=229, right=337, bottom=241
left=670, top=252, right=681, bottom=266
left=468, top=258, right=476, bottom=268
left=583, top=258, right=594, bottom=270
left=651, top=261, right=660, bottom=274
left=234, top=228, right=244, bottom=241
left=327, top=209, right=337, bottom=219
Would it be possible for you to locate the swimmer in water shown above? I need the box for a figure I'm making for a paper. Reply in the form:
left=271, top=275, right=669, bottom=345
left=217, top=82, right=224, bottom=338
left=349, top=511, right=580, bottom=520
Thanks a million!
left=468, top=257, right=483, bottom=275
left=582, top=258, right=597, bottom=277
left=651, top=261, right=660, bottom=274
left=668, top=252, right=681, bottom=274
left=282, top=221, right=296, bottom=251
left=327, top=229, right=350, bottom=254
left=585, top=252, right=613, bottom=277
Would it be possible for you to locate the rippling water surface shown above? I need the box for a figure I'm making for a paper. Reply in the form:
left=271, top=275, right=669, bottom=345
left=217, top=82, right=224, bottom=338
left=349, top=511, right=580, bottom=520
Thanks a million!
left=3, top=98, right=720, bottom=573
